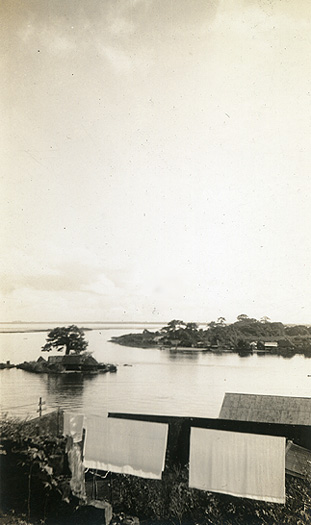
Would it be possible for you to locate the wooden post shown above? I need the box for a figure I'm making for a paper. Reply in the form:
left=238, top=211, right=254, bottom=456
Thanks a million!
left=38, top=397, right=42, bottom=418
left=37, top=397, right=45, bottom=418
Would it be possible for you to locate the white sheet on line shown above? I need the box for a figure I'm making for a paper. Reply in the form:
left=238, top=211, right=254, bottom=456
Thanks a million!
left=189, top=428, right=285, bottom=503
left=63, top=412, right=85, bottom=443
left=83, top=416, right=168, bottom=479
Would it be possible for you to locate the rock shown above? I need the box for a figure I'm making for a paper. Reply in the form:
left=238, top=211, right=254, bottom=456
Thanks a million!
left=0, top=362, right=15, bottom=369
left=98, top=363, right=117, bottom=373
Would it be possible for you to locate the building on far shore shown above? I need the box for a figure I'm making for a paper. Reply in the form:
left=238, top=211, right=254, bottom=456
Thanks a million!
left=256, top=341, right=278, bottom=353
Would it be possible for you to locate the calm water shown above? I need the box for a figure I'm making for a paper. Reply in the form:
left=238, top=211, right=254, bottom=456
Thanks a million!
left=0, top=324, right=310, bottom=419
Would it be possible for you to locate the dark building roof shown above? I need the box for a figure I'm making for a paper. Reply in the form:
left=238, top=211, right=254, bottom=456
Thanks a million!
left=219, top=393, right=311, bottom=426
left=62, top=355, right=84, bottom=365
left=48, top=355, right=64, bottom=363
left=60, top=354, right=99, bottom=369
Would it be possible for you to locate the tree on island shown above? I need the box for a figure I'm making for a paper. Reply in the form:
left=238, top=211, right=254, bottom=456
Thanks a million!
left=161, top=320, right=186, bottom=333
left=42, top=325, right=88, bottom=355
left=260, top=316, right=271, bottom=323
left=236, top=314, right=249, bottom=322
left=185, top=322, right=199, bottom=331
left=236, top=314, right=258, bottom=324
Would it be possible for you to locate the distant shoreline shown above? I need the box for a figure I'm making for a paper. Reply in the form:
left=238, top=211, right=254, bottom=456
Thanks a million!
left=0, top=329, right=51, bottom=334
left=0, top=322, right=167, bottom=335
left=0, top=328, right=92, bottom=334
left=0, top=321, right=167, bottom=325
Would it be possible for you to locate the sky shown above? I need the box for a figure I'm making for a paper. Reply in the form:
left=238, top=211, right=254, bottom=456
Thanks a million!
left=1, top=0, right=311, bottom=324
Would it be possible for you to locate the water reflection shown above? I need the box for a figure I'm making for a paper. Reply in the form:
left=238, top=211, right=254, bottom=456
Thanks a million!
left=238, top=351, right=253, bottom=358
left=47, top=373, right=83, bottom=396
left=46, top=373, right=98, bottom=408
left=167, top=349, right=199, bottom=361
left=280, top=352, right=296, bottom=359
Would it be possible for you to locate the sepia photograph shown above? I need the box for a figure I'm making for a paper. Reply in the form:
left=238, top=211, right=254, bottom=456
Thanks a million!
left=1, top=0, right=311, bottom=523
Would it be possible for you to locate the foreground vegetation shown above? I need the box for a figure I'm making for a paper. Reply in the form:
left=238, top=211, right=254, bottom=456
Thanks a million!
left=111, top=316, right=311, bottom=357
left=1, top=416, right=310, bottom=524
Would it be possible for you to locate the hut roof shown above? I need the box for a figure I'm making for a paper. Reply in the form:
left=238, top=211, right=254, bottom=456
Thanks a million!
left=219, top=393, right=311, bottom=426
left=62, top=355, right=85, bottom=365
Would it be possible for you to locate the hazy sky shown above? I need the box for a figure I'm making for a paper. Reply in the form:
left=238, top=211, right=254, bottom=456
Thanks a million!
left=1, top=0, right=311, bottom=323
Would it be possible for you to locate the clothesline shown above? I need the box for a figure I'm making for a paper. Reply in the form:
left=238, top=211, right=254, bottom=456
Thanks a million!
left=63, top=410, right=287, bottom=503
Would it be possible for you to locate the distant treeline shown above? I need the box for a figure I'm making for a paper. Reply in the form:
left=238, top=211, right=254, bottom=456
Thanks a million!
left=111, top=315, right=311, bottom=357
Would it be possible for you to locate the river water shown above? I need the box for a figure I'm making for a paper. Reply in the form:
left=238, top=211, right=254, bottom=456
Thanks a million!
left=0, top=323, right=310, bottom=420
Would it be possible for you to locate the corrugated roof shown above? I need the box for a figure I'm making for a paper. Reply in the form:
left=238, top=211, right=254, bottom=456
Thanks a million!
left=286, top=441, right=311, bottom=478
left=219, top=393, right=311, bottom=426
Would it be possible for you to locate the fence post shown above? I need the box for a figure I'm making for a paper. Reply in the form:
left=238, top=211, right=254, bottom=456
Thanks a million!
left=37, top=397, right=45, bottom=417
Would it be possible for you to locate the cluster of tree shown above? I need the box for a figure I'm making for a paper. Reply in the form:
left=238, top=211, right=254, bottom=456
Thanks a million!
left=112, top=315, right=311, bottom=357
left=205, top=315, right=285, bottom=349
left=43, top=319, right=311, bottom=357
left=205, top=315, right=311, bottom=356
left=160, top=320, right=202, bottom=348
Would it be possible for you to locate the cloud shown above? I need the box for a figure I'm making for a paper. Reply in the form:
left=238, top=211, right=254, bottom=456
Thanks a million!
left=211, top=0, right=310, bottom=37
left=47, top=34, right=76, bottom=55
left=99, top=45, right=133, bottom=73
left=0, top=261, right=116, bottom=295
left=109, top=16, right=135, bottom=36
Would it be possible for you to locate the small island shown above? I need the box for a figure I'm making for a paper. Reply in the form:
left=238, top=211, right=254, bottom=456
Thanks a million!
left=111, top=315, right=311, bottom=357
left=5, top=325, right=117, bottom=375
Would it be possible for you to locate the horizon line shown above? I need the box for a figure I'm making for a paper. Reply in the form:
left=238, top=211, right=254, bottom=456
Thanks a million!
left=0, top=319, right=309, bottom=326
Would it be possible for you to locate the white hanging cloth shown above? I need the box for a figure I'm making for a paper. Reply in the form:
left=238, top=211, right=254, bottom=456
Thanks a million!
left=84, top=416, right=168, bottom=480
left=189, top=427, right=285, bottom=503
